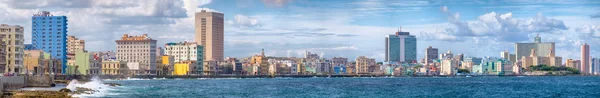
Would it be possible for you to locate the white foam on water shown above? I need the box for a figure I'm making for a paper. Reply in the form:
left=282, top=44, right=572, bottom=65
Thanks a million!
left=67, top=76, right=118, bottom=97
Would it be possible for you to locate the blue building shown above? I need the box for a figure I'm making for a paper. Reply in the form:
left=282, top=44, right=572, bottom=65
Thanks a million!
left=31, top=11, right=68, bottom=74
left=464, top=57, right=483, bottom=65
left=333, top=64, right=346, bottom=74
left=385, top=30, right=417, bottom=63
left=24, top=44, right=36, bottom=50
left=592, top=58, right=599, bottom=75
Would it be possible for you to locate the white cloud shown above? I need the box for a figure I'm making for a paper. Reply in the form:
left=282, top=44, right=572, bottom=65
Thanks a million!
left=228, top=14, right=262, bottom=27
left=435, top=6, right=569, bottom=42
left=309, top=46, right=359, bottom=51
left=576, top=24, right=600, bottom=38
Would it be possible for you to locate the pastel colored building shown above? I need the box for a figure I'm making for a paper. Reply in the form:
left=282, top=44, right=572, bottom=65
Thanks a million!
left=116, top=34, right=157, bottom=74
left=24, top=50, right=45, bottom=75
left=385, top=30, right=417, bottom=63
left=565, top=59, right=581, bottom=70
left=355, top=56, right=375, bottom=74
left=173, top=61, right=196, bottom=75
left=67, top=36, right=85, bottom=54
left=464, top=57, right=482, bottom=65
left=31, top=11, right=68, bottom=74
left=70, top=50, right=100, bottom=75
left=101, top=60, right=128, bottom=75
left=440, top=58, right=458, bottom=75
left=581, top=43, right=590, bottom=74
left=164, top=42, right=204, bottom=73
left=0, top=24, right=24, bottom=74
left=520, top=48, right=562, bottom=67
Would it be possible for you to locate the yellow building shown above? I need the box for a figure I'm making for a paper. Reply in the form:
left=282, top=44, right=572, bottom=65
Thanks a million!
left=158, top=56, right=174, bottom=75
left=173, top=61, right=196, bottom=75
left=101, top=60, right=127, bottom=75
left=355, top=56, right=375, bottom=74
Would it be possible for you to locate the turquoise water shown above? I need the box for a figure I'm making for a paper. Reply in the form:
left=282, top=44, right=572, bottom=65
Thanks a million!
left=101, top=76, right=600, bottom=97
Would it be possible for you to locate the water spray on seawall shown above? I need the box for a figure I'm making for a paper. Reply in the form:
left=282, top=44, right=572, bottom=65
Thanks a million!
left=66, top=76, right=115, bottom=97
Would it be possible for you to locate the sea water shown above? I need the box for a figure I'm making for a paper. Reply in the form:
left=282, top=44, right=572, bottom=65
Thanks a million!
left=90, top=76, right=600, bottom=97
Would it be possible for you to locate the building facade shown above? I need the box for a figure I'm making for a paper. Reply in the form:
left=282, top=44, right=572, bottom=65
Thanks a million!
left=592, top=58, right=599, bottom=75
left=521, top=48, right=562, bottom=68
left=0, top=24, right=24, bottom=74
left=67, top=36, right=85, bottom=54
left=24, top=50, right=45, bottom=75
left=566, top=59, right=581, bottom=69
left=385, top=31, right=417, bottom=63
left=116, top=34, right=157, bottom=74
left=164, top=42, right=204, bottom=74
left=440, top=58, right=458, bottom=75
left=101, top=60, right=128, bottom=75
left=425, top=46, right=438, bottom=65
left=31, top=11, right=68, bottom=74
left=581, top=43, right=590, bottom=74
left=0, top=35, right=5, bottom=73
left=355, top=56, right=375, bottom=74
left=195, top=10, right=224, bottom=61
left=515, top=35, right=554, bottom=60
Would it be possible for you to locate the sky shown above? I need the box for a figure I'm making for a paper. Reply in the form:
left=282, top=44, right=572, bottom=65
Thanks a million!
left=1, top=0, right=600, bottom=61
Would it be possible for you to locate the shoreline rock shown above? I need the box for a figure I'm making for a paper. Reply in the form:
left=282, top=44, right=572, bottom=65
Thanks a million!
left=6, top=91, right=71, bottom=98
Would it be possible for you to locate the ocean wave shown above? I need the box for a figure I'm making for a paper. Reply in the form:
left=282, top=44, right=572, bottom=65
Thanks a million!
left=67, top=76, right=119, bottom=97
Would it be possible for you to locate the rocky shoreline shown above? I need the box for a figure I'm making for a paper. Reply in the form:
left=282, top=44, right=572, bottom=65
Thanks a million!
left=4, top=91, right=71, bottom=98
left=3, top=82, right=122, bottom=98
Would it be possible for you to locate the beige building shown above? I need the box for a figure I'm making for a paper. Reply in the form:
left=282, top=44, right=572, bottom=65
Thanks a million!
left=67, top=36, right=85, bottom=54
left=0, top=24, right=24, bottom=74
left=195, top=10, right=224, bottom=61
left=440, top=58, right=458, bottom=75
left=0, top=35, right=5, bottom=73
left=116, top=34, right=157, bottom=74
left=101, top=60, right=128, bottom=75
left=355, top=56, right=375, bottom=74
left=24, top=50, right=45, bottom=75
left=521, top=48, right=562, bottom=68
left=566, top=59, right=580, bottom=69
left=515, top=35, right=555, bottom=60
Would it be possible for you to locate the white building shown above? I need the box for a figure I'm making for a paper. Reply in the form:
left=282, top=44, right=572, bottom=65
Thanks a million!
left=164, top=42, right=203, bottom=62
left=592, top=58, right=600, bottom=75
left=116, top=34, right=156, bottom=74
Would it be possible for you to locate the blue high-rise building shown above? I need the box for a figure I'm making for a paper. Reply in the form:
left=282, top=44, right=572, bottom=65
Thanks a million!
left=31, top=11, right=68, bottom=74
left=385, top=30, right=417, bottom=63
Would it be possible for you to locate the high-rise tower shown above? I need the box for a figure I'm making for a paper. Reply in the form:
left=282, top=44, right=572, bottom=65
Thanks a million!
left=195, top=10, right=224, bottom=61
left=581, top=43, right=590, bottom=74
left=32, top=11, right=67, bottom=74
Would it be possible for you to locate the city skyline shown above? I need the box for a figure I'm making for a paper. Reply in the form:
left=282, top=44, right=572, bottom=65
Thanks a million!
left=0, top=0, right=599, bottom=61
